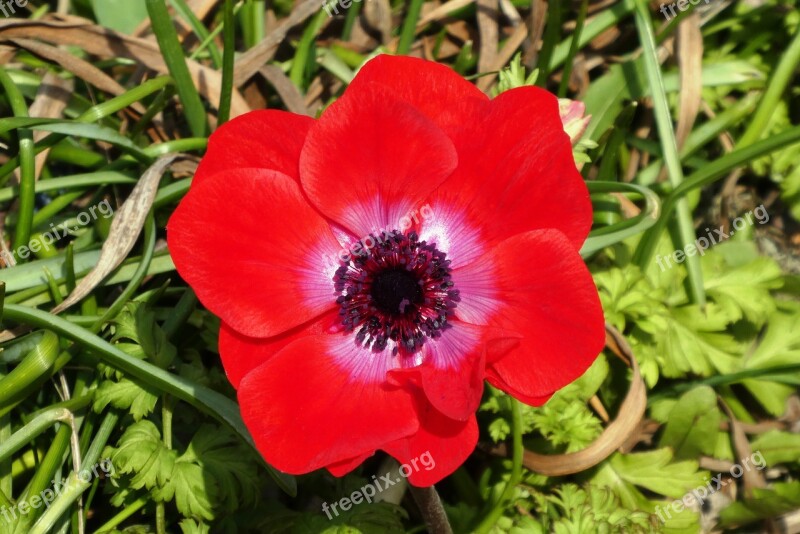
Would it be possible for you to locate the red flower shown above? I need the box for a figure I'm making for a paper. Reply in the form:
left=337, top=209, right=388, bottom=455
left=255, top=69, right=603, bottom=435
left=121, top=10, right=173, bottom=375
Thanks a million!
left=167, top=55, right=604, bottom=486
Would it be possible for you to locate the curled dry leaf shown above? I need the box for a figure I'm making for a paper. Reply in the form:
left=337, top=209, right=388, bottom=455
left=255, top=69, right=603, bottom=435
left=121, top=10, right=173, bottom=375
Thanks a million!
left=488, top=324, right=647, bottom=476
left=520, top=325, right=647, bottom=476
left=50, top=155, right=180, bottom=315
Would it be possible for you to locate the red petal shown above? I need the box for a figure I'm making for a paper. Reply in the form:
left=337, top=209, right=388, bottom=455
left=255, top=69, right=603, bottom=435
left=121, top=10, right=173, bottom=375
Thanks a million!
left=194, top=110, right=313, bottom=185
left=219, top=309, right=339, bottom=389
left=346, top=54, right=488, bottom=137
left=389, top=321, right=486, bottom=421
left=326, top=452, right=375, bottom=477
left=238, top=335, right=419, bottom=473
left=454, top=229, right=605, bottom=404
left=420, top=86, right=592, bottom=258
left=382, top=404, right=478, bottom=487
left=299, top=86, right=457, bottom=238
left=167, top=169, right=342, bottom=338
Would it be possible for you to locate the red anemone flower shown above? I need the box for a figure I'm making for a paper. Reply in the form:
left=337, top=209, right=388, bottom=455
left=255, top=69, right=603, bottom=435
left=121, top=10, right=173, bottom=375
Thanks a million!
left=167, top=55, right=604, bottom=486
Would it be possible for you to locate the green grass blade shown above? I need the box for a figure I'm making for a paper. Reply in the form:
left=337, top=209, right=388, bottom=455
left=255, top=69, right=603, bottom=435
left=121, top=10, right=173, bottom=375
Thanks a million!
left=536, top=0, right=562, bottom=85
left=0, top=67, right=35, bottom=259
left=78, top=76, right=173, bottom=124
left=632, top=0, right=704, bottom=305
left=0, top=172, right=135, bottom=203
left=397, top=0, right=424, bottom=55
left=550, top=0, right=635, bottom=71
left=170, top=0, right=223, bottom=67
left=557, top=0, right=589, bottom=97
left=90, top=214, right=157, bottom=332
left=145, top=0, right=208, bottom=137
left=738, top=27, right=800, bottom=148
left=27, top=411, right=118, bottom=534
left=13, top=425, right=72, bottom=532
left=341, top=0, right=361, bottom=40
left=31, top=123, right=150, bottom=162
left=218, top=0, right=235, bottom=125
left=290, top=10, right=326, bottom=89
left=240, top=0, right=265, bottom=49
left=2, top=251, right=175, bottom=299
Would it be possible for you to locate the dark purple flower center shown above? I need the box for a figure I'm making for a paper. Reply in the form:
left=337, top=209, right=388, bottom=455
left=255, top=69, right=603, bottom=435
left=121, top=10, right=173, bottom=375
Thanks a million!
left=370, top=268, right=423, bottom=314
left=333, top=231, right=460, bottom=354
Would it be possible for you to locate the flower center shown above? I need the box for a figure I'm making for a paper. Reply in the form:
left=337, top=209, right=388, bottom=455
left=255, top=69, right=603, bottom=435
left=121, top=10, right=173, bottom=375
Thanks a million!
left=370, top=268, right=423, bottom=314
left=333, top=231, right=459, bottom=354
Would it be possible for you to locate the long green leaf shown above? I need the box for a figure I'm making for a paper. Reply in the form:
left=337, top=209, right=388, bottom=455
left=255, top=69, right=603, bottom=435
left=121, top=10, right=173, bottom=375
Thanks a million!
left=632, top=0, right=704, bottom=305
left=634, top=125, right=800, bottom=265
left=0, top=403, right=90, bottom=465
left=581, top=181, right=661, bottom=257
left=0, top=172, right=136, bottom=203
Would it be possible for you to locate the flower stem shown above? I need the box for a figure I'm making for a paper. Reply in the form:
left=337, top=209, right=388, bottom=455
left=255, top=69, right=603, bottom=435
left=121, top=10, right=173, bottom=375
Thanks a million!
left=157, top=394, right=173, bottom=534
left=474, top=397, right=523, bottom=533
left=408, top=484, right=453, bottom=534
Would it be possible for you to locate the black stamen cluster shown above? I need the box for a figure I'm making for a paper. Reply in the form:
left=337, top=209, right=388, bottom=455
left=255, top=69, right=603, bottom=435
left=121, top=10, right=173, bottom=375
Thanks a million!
left=333, top=231, right=460, bottom=354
